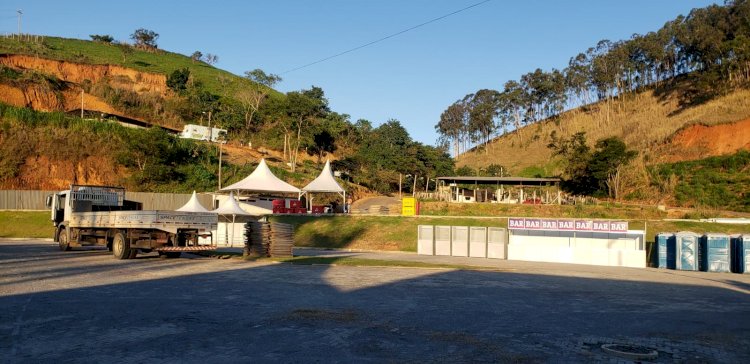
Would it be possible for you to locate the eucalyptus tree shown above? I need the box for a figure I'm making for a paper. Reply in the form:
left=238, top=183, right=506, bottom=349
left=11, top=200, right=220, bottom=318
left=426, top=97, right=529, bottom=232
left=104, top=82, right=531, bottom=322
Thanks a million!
left=238, top=69, right=282, bottom=130
left=436, top=100, right=468, bottom=156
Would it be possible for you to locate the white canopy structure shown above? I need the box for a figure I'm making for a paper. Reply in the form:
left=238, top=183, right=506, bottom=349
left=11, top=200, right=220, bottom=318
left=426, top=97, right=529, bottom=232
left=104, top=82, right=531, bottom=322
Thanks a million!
left=301, top=160, right=347, bottom=212
left=175, top=191, right=211, bottom=213
left=220, top=158, right=301, bottom=194
left=212, top=192, right=251, bottom=246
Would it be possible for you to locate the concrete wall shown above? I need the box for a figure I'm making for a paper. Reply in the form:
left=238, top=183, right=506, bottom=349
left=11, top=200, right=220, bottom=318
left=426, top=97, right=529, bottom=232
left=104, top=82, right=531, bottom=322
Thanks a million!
left=0, top=189, right=213, bottom=211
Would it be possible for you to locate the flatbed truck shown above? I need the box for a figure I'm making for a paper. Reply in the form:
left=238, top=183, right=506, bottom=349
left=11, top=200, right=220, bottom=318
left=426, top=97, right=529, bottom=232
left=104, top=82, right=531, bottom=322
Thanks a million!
left=46, top=185, right=217, bottom=259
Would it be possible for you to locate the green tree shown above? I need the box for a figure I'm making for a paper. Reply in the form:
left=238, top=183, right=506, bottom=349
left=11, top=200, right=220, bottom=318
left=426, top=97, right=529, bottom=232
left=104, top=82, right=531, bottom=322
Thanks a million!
left=464, top=89, right=500, bottom=149
left=436, top=100, right=467, bottom=156
left=239, top=69, right=282, bottom=129
left=166, top=68, right=190, bottom=92
left=89, top=34, right=114, bottom=43
left=547, top=131, right=592, bottom=194
left=190, top=51, right=203, bottom=63
left=587, top=137, right=637, bottom=199
left=285, top=88, right=327, bottom=172
left=130, top=28, right=159, bottom=50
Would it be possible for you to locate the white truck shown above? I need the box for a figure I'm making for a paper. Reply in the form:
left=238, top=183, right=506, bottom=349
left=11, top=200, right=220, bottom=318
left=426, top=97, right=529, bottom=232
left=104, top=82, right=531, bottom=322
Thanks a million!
left=46, top=185, right=218, bottom=259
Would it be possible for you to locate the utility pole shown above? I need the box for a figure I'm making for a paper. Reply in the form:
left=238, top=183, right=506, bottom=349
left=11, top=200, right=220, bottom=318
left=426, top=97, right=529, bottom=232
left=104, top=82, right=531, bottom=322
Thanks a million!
left=17, top=9, right=22, bottom=36
left=207, top=111, right=212, bottom=142
left=218, top=142, right=223, bottom=190
left=80, top=90, right=84, bottom=119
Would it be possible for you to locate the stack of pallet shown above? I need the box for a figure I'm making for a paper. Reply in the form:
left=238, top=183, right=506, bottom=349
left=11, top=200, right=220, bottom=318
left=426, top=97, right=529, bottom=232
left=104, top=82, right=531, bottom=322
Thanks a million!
left=244, top=221, right=294, bottom=257
left=268, top=223, right=294, bottom=257
left=244, top=221, right=270, bottom=257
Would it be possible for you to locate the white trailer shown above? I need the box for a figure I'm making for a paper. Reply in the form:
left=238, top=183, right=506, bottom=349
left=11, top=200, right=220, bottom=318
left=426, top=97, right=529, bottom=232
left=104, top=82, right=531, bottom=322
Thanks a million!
left=180, top=124, right=227, bottom=143
left=46, top=185, right=217, bottom=259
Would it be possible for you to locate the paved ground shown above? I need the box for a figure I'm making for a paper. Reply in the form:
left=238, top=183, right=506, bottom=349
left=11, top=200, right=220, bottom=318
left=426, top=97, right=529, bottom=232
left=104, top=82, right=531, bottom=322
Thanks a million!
left=2, top=239, right=750, bottom=363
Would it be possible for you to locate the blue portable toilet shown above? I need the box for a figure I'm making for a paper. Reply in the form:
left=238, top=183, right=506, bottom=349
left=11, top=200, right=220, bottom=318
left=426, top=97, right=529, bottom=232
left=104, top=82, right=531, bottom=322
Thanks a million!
left=699, top=233, right=731, bottom=273
left=655, top=233, right=673, bottom=269
left=732, top=235, right=750, bottom=274
left=669, top=231, right=699, bottom=271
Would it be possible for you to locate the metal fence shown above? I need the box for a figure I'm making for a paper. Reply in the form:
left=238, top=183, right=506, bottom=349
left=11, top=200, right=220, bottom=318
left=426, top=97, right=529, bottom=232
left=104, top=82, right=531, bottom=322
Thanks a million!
left=0, top=190, right=215, bottom=211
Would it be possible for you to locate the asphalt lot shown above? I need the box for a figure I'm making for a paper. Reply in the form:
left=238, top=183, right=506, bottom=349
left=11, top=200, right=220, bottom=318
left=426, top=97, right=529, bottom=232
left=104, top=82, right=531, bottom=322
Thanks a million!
left=2, top=239, right=750, bottom=363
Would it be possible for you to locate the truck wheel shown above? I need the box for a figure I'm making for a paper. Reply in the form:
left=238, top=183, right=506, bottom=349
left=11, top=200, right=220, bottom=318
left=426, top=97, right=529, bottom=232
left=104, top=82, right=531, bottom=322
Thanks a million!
left=58, top=229, right=71, bottom=251
left=112, top=232, right=131, bottom=260
left=128, top=249, right=138, bottom=259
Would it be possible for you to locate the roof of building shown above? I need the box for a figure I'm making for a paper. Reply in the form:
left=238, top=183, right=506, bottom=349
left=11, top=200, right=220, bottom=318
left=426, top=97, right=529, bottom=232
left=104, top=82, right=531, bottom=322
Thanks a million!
left=436, top=176, right=560, bottom=185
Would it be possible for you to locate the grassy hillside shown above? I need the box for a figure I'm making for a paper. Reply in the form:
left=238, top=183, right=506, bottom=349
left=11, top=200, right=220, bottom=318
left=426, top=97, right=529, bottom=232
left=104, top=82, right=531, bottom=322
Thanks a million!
left=650, top=151, right=750, bottom=212
left=0, top=36, right=264, bottom=98
left=457, top=85, right=750, bottom=176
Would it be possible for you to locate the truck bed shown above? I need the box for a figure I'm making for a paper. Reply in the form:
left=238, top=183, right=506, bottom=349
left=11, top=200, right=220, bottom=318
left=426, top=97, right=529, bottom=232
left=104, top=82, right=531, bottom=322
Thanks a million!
left=69, top=210, right=217, bottom=234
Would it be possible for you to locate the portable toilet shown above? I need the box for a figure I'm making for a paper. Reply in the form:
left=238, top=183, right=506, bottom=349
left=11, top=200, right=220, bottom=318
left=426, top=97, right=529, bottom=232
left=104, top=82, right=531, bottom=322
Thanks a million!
left=732, top=235, right=750, bottom=274
left=699, top=233, right=731, bottom=273
left=669, top=231, right=699, bottom=271
left=654, top=233, right=673, bottom=269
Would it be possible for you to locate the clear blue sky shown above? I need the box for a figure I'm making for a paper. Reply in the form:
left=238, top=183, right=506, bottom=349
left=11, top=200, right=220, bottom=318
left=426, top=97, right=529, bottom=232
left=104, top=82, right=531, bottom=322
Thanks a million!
left=1, top=0, right=718, bottom=145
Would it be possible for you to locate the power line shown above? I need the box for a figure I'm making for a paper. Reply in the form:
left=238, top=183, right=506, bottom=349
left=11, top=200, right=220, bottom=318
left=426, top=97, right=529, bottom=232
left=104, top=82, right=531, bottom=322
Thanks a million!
left=280, top=0, right=492, bottom=75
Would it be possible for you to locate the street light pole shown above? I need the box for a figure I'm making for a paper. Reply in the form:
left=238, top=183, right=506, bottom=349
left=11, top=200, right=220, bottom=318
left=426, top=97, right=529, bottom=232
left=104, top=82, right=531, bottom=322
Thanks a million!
left=17, top=9, right=22, bottom=36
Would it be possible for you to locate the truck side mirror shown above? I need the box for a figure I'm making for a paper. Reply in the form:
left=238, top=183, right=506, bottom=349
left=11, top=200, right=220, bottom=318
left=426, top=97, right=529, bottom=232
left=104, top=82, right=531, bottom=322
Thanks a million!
left=45, top=194, right=53, bottom=209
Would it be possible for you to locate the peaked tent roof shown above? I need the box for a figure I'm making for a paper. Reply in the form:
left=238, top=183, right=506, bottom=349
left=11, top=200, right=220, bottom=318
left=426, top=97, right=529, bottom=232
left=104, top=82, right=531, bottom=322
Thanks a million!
left=220, top=159, right=301, bottom=194
left=303, top=160, right=345, bottom=193
left=176, top=191, right=211, bottom=212
left=213, top=192, right=251, bottom=215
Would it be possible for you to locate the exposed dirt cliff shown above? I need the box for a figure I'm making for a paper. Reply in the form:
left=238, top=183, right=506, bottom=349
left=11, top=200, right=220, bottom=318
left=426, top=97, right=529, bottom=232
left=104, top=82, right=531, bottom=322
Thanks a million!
left=0, top=54, right=167, bottom=95
left=659, top=118, right=750, bottom=162
left=0, top=83, right=119, bottom=114
left=1, top=155, right=125, bottom=190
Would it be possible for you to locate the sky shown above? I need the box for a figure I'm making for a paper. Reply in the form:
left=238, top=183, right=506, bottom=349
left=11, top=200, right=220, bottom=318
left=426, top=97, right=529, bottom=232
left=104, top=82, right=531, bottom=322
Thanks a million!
left=0, top=0, right=719, bottom=145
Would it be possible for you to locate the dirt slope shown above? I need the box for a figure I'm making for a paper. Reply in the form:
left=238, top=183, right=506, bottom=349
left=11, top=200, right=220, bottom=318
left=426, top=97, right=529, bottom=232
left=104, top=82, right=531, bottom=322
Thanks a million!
left=658, top=118, right=750, bottom=162
left=0, top=54, right=167, bottom=95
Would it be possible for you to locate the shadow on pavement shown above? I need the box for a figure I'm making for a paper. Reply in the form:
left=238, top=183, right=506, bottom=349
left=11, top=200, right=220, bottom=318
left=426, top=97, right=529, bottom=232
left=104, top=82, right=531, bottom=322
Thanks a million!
left=1, top=242, right=749, bottom=363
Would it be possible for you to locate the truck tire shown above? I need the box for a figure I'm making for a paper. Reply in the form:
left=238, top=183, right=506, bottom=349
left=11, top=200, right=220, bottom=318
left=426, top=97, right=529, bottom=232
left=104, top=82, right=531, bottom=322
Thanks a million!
left=128, top=249, right=138, bottom=259
left=58, top=228, right=71, bottom=251
left=112, top=232, right=131, bottom=260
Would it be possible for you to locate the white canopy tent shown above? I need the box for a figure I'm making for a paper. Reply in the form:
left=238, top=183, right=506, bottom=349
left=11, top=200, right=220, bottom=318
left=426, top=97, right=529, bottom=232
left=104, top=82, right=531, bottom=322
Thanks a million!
left=220, top=158, right=301, bottom=195
left=175, top=191, right=211, bottom=212
left=212, top=191, right=252, bottom=246
left=301, top=160, right=346, bottom=212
